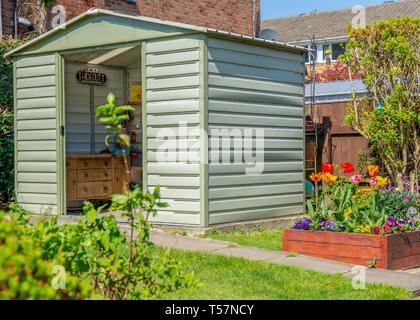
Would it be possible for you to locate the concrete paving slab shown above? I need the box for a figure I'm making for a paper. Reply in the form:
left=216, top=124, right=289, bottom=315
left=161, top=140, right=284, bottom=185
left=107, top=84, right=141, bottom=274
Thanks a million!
left=404, top=267, right=420, bottom=275
left=266, top=255, right=354, bottom=275
left=149, top=231, right=236, bottom=252
left=342, top=268, right=420, bottom=296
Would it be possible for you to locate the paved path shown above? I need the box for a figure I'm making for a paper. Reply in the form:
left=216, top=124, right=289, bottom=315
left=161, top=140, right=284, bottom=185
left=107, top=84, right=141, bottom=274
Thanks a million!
left=145, top=228, right=420, bottom=297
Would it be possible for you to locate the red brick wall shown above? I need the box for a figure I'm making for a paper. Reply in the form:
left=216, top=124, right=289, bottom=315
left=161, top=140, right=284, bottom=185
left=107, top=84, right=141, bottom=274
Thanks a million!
left=1, top=0, right=260, bottom=37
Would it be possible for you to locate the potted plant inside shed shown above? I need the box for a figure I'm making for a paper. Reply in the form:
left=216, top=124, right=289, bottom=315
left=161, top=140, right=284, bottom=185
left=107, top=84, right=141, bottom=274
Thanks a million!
left=283, top=162, right=420, bottom=270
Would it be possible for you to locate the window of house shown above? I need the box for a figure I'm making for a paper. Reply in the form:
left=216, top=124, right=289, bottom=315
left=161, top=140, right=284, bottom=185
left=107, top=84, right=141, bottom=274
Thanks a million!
left=305, top=43, right=317, bottom=64
left=304, top=46, right=309, bottom=63
left=332, top=43, right=346, bottom=60
left=322, top=44, right=330, bottom=62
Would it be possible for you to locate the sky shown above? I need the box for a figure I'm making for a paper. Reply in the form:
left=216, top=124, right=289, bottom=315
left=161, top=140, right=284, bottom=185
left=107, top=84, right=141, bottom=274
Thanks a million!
left=261, top=0, right=396, bottom=20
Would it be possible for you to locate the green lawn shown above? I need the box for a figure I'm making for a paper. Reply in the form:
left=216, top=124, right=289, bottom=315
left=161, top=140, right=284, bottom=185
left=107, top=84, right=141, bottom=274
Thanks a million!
left=156, top=247, right=413, bottom=300
left=203, top=228, right=284, bottom=251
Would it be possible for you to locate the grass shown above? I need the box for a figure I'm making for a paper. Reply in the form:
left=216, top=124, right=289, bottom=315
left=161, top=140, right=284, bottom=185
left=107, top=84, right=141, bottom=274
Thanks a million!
left=155, top=247, right=413, bottom=300
left=203, top=227, right=284, bottom=251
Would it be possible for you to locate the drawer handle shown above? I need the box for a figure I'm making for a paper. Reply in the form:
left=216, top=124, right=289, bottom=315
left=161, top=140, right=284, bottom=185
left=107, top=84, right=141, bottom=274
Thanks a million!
left=84, top=161, right=88, bottom=166
left=84, top=173, right=89, bottom=178
left=104, top=186, right=108, bottom=191
left=84, top=188, right=88, bottom=192
left=104, top=161, right=109, bottom=166
left=66, top=162, right=70, bottom=166
left=104, top=172, right=108, bottom=177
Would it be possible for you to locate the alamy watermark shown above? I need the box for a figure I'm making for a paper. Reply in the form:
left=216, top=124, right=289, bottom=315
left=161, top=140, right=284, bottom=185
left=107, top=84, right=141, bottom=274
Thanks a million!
left=51, top=5, right=67, bottom=29
left=352, top=5, right=367, bottom=29
left=51, top=265, right=66, bottom=290
left=351, top=265, right=366, bottom=290
left=155, top=121, right=266, bottom=175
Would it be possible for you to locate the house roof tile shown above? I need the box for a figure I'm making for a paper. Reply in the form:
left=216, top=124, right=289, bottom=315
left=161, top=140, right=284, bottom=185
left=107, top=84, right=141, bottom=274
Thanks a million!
left=262, top=0, right=420, bottom=43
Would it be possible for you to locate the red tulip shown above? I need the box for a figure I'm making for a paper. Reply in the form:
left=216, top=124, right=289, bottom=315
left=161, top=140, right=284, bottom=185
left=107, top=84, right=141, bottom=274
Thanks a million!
left=322, top=162, right=335, bottom=174
left=341, top=162, right=355, bottom=174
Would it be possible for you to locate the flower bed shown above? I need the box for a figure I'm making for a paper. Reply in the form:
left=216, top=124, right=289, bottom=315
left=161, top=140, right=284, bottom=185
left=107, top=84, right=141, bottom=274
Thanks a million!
left=283, top=229, right=420, bottom=270
left=286, top=162, right=420, bottom=269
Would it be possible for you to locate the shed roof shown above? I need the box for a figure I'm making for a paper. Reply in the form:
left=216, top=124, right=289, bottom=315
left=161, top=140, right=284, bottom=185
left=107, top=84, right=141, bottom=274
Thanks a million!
left=262, top=0, right=420, bottom=43
left=6, top=8, right=307, bottom=58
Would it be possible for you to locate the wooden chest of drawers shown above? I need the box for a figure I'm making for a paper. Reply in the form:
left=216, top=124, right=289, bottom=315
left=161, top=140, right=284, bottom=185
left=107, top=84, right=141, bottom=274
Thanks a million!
left=66, top=154, right=129, bottom=201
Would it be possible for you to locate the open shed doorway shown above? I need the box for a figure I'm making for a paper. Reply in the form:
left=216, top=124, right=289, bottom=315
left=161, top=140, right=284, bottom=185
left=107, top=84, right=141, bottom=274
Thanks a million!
left=63, top=45, right=143, bottom=213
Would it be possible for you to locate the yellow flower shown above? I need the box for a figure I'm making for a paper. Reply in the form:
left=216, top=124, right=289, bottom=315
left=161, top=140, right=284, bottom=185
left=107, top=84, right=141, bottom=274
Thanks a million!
left=323, top=172, right=338, bottom=183
left=310, top=172, right=323, bottom=182
left=351, top=195, right=359, bottom=199
left=344, top=208, right=352, bottom=219
left=357, top=188, right=372, bottom=193
left=355, top=225, right=371, bottom=234
left=377, top=176, right=388, bottom=187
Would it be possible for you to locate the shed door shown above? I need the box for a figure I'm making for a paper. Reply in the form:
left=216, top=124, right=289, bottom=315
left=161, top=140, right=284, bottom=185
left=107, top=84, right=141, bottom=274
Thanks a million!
left=15, top=54, right=65, bottom=215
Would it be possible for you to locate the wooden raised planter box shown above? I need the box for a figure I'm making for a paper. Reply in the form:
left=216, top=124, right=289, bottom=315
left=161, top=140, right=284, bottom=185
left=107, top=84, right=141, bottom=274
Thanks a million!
left=283, top=229, right=420, bottom=270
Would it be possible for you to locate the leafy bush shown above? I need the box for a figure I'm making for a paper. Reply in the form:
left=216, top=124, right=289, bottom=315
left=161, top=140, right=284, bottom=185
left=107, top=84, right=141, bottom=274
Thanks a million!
left=306, top=61, right=362, bottom=83
left=342, top=17, right=420, bottom=190
left=380, top=185, right=420, bottom=221
left=0, top=112, right=14, bottom=203
left=0, top=212, right=96, bottom=300
left=9, top=189, right=197, bottom=300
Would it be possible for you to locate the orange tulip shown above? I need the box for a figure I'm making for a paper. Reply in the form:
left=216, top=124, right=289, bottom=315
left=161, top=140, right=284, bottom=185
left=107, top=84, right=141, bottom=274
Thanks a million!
left=310, top=172, right=323, bottom=182
left=323, top=172, right=338, bottom=183
left=368, top=165, right=379, bottom=177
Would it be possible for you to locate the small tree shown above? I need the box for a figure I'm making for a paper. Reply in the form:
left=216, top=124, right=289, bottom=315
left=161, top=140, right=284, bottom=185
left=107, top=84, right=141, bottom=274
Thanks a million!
left=342, top=16, right=420, bottom=190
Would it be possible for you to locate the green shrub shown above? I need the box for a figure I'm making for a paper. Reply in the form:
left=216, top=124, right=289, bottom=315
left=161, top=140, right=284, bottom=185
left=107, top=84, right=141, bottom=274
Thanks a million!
left=0, top=111, right=14, bottom=203
left=0, top=212, right=96, bottom=300
left=10, top=188, right=197, bottom=300
left=380, top=187, right=420, bottom=221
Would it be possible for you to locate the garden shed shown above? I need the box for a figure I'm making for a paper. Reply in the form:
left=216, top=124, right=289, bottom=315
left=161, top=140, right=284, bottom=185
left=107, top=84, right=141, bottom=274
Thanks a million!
left=7, top=8, right=307, bottom=227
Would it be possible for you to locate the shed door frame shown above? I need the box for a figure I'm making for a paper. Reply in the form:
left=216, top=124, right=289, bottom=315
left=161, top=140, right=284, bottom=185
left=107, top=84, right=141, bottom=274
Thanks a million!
left=56, top=53, right=66, bottom=215
left=58, top=42, right=145, bottom=215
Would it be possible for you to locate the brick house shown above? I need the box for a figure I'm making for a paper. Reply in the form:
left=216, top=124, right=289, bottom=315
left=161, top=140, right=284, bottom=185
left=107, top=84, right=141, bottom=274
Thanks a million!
left=1, top=0, right=261, bottom=37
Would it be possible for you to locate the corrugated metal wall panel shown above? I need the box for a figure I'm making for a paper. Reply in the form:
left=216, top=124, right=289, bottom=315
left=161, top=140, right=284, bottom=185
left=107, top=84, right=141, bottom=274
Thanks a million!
left=207, top=37, right=305, bottom=225
left=15, top=54, right=59, bottom=215
left=145, top=36, right=202, bottom=225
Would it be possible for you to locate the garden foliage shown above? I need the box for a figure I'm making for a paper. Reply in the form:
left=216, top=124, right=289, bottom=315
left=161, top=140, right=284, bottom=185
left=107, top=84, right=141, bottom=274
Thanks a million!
left=342, top=17, right=420, bottom=189
left=0, top=211, right=96, bottom=300
left=295, top=162, right=420, bottom=235
left=6, top=194, right=196, bottom=300
left=306, top=61, right=362, bottom=83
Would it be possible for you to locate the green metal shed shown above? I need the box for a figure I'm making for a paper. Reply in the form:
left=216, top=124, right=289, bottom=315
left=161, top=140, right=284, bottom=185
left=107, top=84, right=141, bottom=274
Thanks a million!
left=7, top=8, right=307, bottom=227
